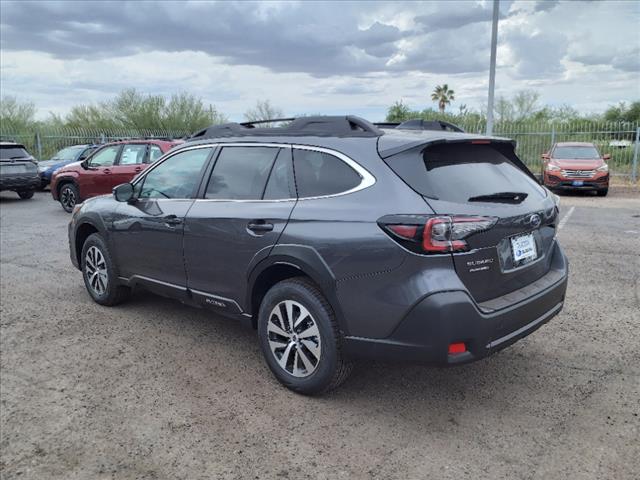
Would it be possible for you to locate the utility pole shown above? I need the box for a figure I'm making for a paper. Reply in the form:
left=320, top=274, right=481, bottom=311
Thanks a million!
left=486, top=0, right=499, bottom=136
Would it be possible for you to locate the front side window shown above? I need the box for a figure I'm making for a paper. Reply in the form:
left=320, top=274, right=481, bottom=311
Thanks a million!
left=119, top=144, right=147, bottom=165
left=89, top=146, right=120, bottom=167
left=293, top=149, right=362, bottom=198
left=148, top=145, right=164, bottom=163
left=139, top=148, right=211, bottom=199
left=205, top=147, right=280, bottom=200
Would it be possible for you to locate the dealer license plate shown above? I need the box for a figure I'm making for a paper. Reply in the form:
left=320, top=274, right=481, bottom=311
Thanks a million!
left=511, top=233, right=537, bottom=264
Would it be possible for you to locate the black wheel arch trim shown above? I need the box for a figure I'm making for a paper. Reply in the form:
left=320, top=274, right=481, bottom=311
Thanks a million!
left=246, top=244, right=350, bottom=334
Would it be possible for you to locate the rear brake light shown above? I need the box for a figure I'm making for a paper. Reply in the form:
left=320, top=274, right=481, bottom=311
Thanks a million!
left=379, top=215, right=497, bottom=254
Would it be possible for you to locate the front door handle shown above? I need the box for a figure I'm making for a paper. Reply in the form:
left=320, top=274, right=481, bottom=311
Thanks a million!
left=134, top=167, right=142, bottom=173
left=103, top=168, right=111, bottom=174
left=247, top=220, right=274, bottom=233
left=163, top=215, right=183, bottom=226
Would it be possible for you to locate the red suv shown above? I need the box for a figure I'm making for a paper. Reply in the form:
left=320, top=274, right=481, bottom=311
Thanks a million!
left=541, top=142, right=610, bottom=196
left=51, top=139, right=180, bottom=211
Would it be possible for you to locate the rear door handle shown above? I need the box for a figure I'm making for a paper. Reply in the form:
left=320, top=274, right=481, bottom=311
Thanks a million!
left=247, top=221, right=274, bottom=233
left=163, top=215, right=183, bottom=226
left=103, top=168, right=111, bottom=174
left=134, top=167, right=142, bottom=173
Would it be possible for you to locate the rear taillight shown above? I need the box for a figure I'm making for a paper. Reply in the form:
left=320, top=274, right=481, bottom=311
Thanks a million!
left=380, top=215, right=497, bottom=254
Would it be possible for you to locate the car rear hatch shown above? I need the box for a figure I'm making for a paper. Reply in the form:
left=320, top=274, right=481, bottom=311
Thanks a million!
left=0, top=144, right=37, bottom=176
left=379, top=139, right=558, bottom=303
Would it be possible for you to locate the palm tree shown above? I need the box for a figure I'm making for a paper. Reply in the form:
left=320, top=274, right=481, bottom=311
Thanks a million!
left=431, top=84, right=455, bottom=114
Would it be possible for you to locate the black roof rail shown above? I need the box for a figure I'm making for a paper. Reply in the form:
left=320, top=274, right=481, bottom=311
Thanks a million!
left=188, top=115, right=383, bottom=140
left=375, top=119, right=465, bottom=133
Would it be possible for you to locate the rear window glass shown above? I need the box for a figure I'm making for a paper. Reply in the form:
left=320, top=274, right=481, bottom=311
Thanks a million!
left=385, top=143, right=544, bottom=203
left=293, top=149, right=362, bottom=198
left=0, top=146, right=30, bottom=159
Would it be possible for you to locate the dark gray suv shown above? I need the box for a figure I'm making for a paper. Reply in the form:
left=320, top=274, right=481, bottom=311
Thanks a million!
left=68, top=116, right=568, bottom=394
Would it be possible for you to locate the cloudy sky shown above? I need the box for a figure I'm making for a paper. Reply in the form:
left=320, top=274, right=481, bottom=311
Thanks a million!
left=1, top=0, right=639, bottom=121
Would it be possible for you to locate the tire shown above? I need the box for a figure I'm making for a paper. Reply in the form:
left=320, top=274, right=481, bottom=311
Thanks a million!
left=257, top=277, right=353, bottom=395
left=80, top=233, right=131, bottom=306
left=59, top=183, right=79, bottom=213
left=597, top=188, right=608, bottom=197
left=17, top=190, right=34, bottom=199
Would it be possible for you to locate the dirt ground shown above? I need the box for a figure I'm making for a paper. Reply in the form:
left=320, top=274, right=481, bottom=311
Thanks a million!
left=1, top=189, right=639, bottom=479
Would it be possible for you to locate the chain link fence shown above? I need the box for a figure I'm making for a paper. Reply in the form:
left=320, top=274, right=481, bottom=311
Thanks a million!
left=0, top=126, right=190, bottom=162
left=1, top=122, right=638, bottom=181
left=459, top=120, right=639, bottom=181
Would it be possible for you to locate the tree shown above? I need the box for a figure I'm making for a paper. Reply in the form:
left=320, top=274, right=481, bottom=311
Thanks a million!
left=493, top=95, right=514, bottom=123
left=431, top=84, right=455, bottom=114
left=386, top=100, right=412, bottom=122
left=244, top=100, right=284, bottom=127
left=63, top=89, right=227, bottom=132
left=603, top=101, right=640, bottom=123
left=512, top=90, right=541, bottom=121
left=0, top=96, right=37, bottom=131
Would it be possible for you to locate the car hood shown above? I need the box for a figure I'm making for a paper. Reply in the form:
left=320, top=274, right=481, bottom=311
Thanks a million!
left=551, top=158, right=603, bottom=170
left=55, top=160, right=83, bottom=173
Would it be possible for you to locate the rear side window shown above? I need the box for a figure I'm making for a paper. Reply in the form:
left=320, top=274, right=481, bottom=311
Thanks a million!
left=149, top=145, right=164, bottom=163
left=293, top=149, right=361, bottom=198
left=384, top=143, right=543, bottom=203
left=264, top=149, right=295, bottom=199
left=0, top=146, right=30, bottom=159
left=205, top=147, right=280, bottom=200
left=119, top=144, right=147, bottom=165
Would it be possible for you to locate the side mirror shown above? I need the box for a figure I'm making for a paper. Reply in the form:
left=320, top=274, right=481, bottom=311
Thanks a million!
left=80, top=159, right=89, bottom=170
left=113, top=183, right=135, bottom=203
left=603, top=153, right=611, bottom=160
left=541, top=153, right=550, bottom=160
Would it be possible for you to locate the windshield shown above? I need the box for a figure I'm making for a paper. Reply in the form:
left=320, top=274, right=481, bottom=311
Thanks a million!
left=553, top=146, right=600, bottom=159
left=53, top=146, right=85, bottom=161
left=0, top=146, right=30, bottom=160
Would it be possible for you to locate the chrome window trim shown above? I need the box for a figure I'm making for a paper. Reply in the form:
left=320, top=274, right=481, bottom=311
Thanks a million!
left=133, top=142, right=376, bottom=202
left=192, top=142, right=375, bottom=203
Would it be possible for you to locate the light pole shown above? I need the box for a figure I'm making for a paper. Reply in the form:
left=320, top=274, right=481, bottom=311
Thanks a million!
left=486, top=0, right=499, bottom=136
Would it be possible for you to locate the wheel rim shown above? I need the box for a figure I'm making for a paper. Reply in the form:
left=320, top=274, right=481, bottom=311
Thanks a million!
left=61, top=186, right=76, bottom=209
left=85, top=246, right=108, bottom=296
left=267, top=300, right=321, bottom=378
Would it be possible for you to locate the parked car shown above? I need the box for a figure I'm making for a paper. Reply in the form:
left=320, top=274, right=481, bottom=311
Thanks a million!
left=0, top=142, right=40, bottom=199
left=68, top=116, right=568, bottom=394
left=541, top=142, right=610, bottom=196
left=51, top=139, right=179, bottom=212
left=38, top=144, right=99, bottom=189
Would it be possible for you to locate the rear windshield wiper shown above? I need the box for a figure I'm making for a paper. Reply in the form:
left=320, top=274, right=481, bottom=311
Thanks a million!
left=468, top=192, right=528, bottom=203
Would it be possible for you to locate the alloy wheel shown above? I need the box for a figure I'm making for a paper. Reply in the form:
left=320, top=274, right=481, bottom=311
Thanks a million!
left=85, top=246, right=108, bottom=296
left=61, top=186, right=76, bottom=210
left=267, top=300, right=321, bottom=378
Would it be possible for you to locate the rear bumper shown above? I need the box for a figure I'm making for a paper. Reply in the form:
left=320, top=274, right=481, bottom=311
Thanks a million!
left=0, top=174, right=40, bottom=191
left=343, top=243, right=568, bottom=365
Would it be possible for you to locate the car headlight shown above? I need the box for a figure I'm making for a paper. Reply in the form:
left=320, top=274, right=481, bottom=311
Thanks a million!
left=546, top=164, right=561, bottom=172
left=597, top=164, right=609, bottom=172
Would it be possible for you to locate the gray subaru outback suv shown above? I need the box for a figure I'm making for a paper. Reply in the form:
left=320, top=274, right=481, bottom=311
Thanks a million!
left=68, top=116, right=568, bottom=394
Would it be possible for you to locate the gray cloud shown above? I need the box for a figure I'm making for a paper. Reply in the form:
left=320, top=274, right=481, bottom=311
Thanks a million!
left=507, top=31, right=568, bottom=79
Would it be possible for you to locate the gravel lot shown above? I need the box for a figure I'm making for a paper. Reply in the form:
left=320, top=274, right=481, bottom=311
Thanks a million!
left=1, top=189, right=639, bottom=479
